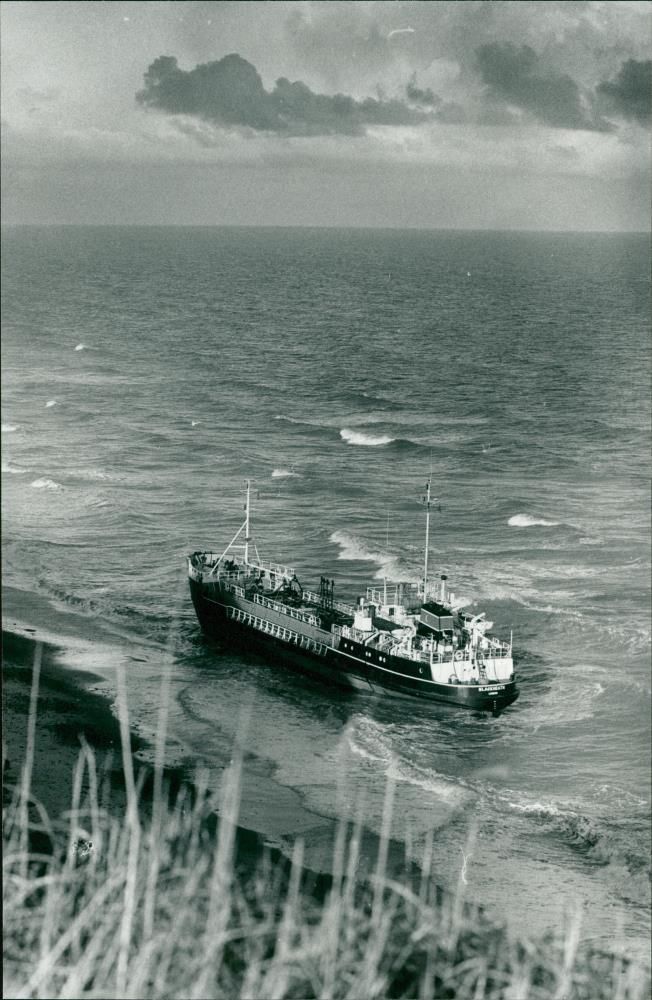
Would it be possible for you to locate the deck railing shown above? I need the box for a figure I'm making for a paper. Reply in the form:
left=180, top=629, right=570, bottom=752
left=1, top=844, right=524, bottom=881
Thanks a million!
left=331, top=623, right=374, bottom=645
left=246, top=558, right=296, bottom=580
left=252, top=592, right=319, bottom=627
left=302, top=590, right=356, bottom=616
left=225, top=606, right=328, bottom=656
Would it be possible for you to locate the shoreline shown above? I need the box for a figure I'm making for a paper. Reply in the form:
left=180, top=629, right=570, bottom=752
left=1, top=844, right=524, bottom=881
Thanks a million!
left=5, top=613, right=649, bottom=999
left=2, top=584, right=428, bottom=890
left=2, top=619, right=338, bottom=902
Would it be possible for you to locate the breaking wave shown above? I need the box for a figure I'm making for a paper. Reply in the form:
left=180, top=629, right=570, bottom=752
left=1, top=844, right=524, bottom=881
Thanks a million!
left=30, top=478, right=62, bottom=490
left=74, top=343, right=85, bottom=351
left=2, top=424, right=18, bottom=433
left=330, top=529, right=417, bottom=583
left=346, top=716, right=391, bottom=764
left=2, top=462, right=26, bottom=475
left=508, top=514, right=559, bottom=528
left=507, top=795, right=651, bottom=889
left=45, top=400, right=58, bottom=408
left=65, top=467, right=114, bottom=482
left=271, top=468, right=298, bottom=479
left=387, top=759, right=469, bottom=805
left=340, top=428, right=395, bottom=446
left=346, top=716, right=470, bottom=807
left=35, top=581, right=180, bottom=645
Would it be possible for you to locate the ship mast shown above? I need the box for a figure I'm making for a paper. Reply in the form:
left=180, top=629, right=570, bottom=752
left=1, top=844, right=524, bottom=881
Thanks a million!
left=244, top=479, right=251, bottom=565
left=423, top=477, right=431, bottom=600
left=383, top=511, right=389, bottom=606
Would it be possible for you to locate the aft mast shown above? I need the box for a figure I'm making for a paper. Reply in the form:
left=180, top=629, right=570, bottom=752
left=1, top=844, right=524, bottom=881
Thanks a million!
left=423, top=477, right=431, bottom=600
left=244, top=479, right=251, bottom=566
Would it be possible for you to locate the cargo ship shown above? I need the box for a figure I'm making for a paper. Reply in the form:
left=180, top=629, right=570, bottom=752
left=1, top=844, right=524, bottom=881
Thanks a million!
left=188, top=481, right=518, bottom=714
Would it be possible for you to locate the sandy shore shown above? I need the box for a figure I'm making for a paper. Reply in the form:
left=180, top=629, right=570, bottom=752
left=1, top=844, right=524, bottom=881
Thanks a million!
left=3, top=613, right=337, bottom=906
left=2, top=584, right=424, bottom=892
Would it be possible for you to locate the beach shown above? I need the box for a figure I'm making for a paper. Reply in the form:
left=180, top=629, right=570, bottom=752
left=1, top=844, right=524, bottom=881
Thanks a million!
left=5, top=587, right=650, bottom=1000
left=2, top=583, right=423, bottom=890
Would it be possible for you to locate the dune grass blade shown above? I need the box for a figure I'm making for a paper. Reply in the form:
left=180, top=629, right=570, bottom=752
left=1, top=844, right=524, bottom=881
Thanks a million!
left=3, top=649, right=650, bottom=1000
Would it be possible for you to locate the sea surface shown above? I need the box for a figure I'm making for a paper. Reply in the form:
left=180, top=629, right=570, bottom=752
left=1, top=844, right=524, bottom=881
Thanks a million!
left=2, top=225, right=650, bottom=958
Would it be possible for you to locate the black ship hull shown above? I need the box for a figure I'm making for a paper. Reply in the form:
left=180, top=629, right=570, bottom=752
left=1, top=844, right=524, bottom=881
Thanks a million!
left=189, top=580, right=518, bottom=714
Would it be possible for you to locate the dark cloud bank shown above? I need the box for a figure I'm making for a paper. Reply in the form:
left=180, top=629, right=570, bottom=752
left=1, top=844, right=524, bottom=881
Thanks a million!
left=137, top=51, right=651, bottom=137
left=476, top=43, right=651, bottom=131
left=597, top=58, right=651, bottom=126
left=476, top=41, right=605, bottom=130
left=136, top=53, right=428, bottom=136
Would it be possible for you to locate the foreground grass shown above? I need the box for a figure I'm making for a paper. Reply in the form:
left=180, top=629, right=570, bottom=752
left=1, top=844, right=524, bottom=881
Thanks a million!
left=4, top=755, right=650, bottom=1000
left=3, top=652, right=650, bottom=1000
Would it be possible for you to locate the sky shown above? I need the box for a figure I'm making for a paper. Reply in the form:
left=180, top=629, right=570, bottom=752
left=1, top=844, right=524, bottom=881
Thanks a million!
left=1, top=0, right=650, bottom=230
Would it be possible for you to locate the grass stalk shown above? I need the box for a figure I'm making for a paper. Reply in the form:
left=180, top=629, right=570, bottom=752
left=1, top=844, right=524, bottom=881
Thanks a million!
left=19, top=641, right=42, bottom=873
left=4, top=663, right=650, bottom=1000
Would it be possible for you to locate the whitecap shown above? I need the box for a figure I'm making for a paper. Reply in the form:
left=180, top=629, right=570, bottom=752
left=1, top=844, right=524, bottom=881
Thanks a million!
left=346, top=718, right=468, bottom=805
left=272, top=468, right=297, bottom=479
left=508, top=514, right=559, bottom=528
left=45, top=400, right=57, bottom=408
left=387, top=760, right=468, bottom=804
left=2, top=462, right=26, bottom=475
left=30, top=478, right=62, bottom=490
left=504, top=794, right=648, bottom=879
left=2, top=424, right=18, bottom=433
left=191, top=420, right=200, bottom=427
left=340, top=428, right=395, bottom=446
left=507, top=798, right=561, bottom=817
left=330, top=529, right=417, bottom=583
left=74, top=343, right=85, bottom=351
left=330, top=529, right=384, bottom=563
left=347, top=732, right=389, bottom=763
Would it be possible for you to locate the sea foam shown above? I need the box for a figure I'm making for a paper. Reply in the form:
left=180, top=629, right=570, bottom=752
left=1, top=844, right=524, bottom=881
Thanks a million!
left=347, top=717, right=469, bottom=806
left=330, top=529, right=386, bottom=564
left=508, top=514, right=559, bottom=528
left=272, top=468, right=297, bottom=479
left=340, top=428, right=395, bottom=446
left=330, top=529, right=417, bottom=583
left=507, top=794, right=650, bottom=882
left=2, top=424, right=18, bottom=433
left=31, top=478, right=62, bottom=490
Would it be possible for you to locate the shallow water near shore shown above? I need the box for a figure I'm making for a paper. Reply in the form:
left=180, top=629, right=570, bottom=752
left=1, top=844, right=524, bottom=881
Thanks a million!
left=2, top=225, right=650, bottom=958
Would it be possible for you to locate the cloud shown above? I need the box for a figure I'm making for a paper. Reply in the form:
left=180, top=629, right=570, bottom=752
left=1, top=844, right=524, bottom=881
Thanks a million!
left=136, top=53, right=429, bottom=136
left=597, top=59, right=651, bottom=125
left=406, top=73, right=441, bottom=107
left=475, top=41, right=605, bottom=130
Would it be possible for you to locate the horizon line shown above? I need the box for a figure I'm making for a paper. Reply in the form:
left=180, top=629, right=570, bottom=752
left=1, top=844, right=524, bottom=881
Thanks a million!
left=1, top=222, right=648, bottom=236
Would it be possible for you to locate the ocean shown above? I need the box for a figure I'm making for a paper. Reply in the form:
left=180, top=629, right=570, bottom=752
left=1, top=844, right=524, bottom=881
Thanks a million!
left=2, top=225, right=650, bottom=958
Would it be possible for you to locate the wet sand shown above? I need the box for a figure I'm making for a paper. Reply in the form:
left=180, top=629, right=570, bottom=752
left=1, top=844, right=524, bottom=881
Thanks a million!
left=2, top=584, right=427, bottom=892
